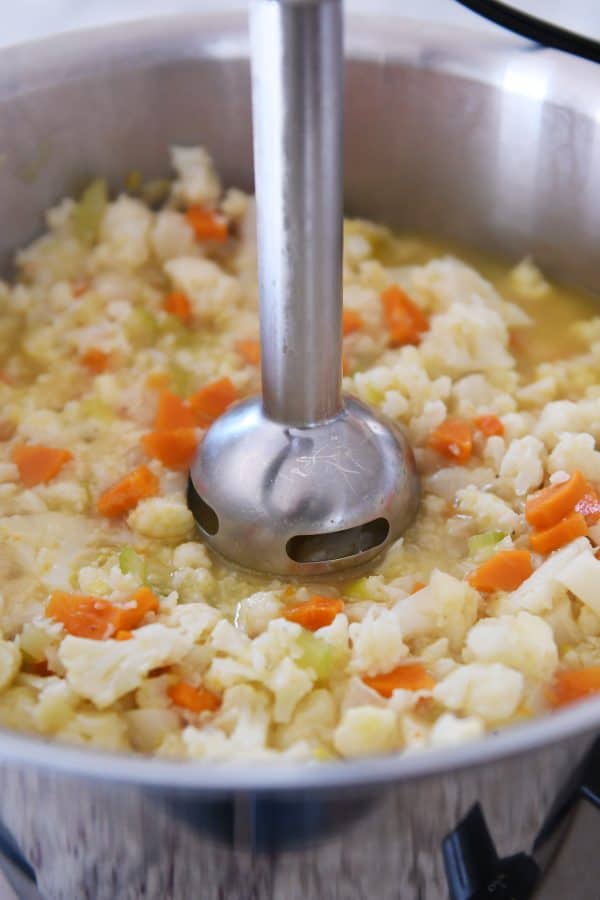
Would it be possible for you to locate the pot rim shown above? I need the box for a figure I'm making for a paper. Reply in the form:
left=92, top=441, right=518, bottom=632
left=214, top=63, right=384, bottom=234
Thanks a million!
left=0, top=11, right=599, bottom=792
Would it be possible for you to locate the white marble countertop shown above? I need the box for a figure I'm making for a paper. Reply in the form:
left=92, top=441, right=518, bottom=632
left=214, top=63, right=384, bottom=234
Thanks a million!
left=3, top=0, right=600, bottom=48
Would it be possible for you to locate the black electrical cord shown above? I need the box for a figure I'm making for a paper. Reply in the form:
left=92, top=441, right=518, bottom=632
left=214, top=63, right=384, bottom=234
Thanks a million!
left=453, top=0, right=600, bottom=64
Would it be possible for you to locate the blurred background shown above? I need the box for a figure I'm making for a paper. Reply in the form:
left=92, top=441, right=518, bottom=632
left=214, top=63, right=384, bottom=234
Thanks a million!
left=2, top=0, right=600, bottom=48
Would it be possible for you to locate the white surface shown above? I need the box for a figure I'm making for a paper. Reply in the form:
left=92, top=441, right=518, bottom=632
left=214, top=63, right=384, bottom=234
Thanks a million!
left=1, top=0, right=600, bottom=48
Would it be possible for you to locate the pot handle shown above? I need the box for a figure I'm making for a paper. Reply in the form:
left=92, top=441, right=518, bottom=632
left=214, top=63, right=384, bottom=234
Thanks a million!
left=443, top=734, right=600, bottom=900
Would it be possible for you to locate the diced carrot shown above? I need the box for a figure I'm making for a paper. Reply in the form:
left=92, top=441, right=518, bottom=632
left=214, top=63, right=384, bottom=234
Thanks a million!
left=11, top=444, right=73, bottom=488
left=188, top=377, right=239, bottom=426
left=282, top=596, right=344, bottom=631
left=116, top=587, right=159, bottom=631
left=97, top=465, right=159, bottom=518
left=71, top=278, right=90, bottom=298
left=410, top=582, right=426, bottom=594
left=342, top=354, right=352, bottom=376
left=525, top=470, right=587, bottom=530
left=185, top=206, right=228, bottom=242
left=47, top=587, right=159, bottom=640
left=146, top=372, right=170, bottom=391
left=473, top=414, right=504, bottom=437
left=81, top=347, right=110, bottom=374
left=236, top=339, right=261, bottom=366
left=547, top=667, right=600, bottom=708
left=575, top=485, right=600, bottom=526
left=154, top=389, right=197, bottom=430
left=529, top=511, right=588, bottom=555
left=363, top=663, right=435, bottom=697
left=380, top=285, right=429, bottom=347
left=46, top=592, right=119, bottom=640
left=115, top=630, right=133, bottom=641
left=467, top=549, right=533, bottom=592
left=141, top=428, right=199, bottom=470
left=428, top=418, right=472, bottom=464
left=0, top=371, right=13, bottom=385
left=164, top=291, right=192, bottom=324
left=342, top=309, right=364, bottom=336
left=168, top=681, right=221, bottom=713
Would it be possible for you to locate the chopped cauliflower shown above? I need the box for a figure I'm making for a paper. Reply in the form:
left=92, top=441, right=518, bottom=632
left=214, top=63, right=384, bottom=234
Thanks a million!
left=333, top=706, right=398, bottom=758
left=433, top=663, right=523, bottom=723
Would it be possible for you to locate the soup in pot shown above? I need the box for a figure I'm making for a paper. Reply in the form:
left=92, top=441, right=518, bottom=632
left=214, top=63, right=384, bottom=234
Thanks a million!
left=0, top=147, right=599, bottom=760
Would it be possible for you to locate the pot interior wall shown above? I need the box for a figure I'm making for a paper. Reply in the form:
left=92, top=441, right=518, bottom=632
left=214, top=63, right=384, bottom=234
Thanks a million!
left=0, top=22, right=599, bottom=293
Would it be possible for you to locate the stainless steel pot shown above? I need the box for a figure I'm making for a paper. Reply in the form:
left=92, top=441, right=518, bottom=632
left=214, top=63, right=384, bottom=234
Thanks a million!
left=0, top=12, right=599, bottom=900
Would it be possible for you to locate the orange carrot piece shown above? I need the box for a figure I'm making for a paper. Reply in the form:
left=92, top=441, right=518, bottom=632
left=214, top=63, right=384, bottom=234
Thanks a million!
left=164, top=291, right=192, bottom=324
left=283, top=596, right=344, bottom=631
left=141, top=428, right=199, bottom=470
left=529, top=511, right=588, bottom=555
left=467, top=549, right=533, bottom=592
left=575, top=485, right=600, bottom=526
left=115, top=630, right=133, bottom=641
left=410, top=582, right=426, bottom=594
left=380, top=285, right=429, bottom=347
left=188, top=377, right=239, bottom=426
left=547, top=667, right=600, bottom=708
left=428, top=418, right=472, bottom=464
left=116, top=587, right=159, bottom=631
left=81, top=347, right=110, bottom=374
left=168, top=681, right=221, bottom=713
left=11, top=444, right=73, bottom=488
left=47, top=592, right=119, bottom=640
left=97, top=465, right=159, bottom=518
left=146, top=372, right=170, bottom=391
left=0, top=421, right=15, bottom=442
left=525, top=471, right=587, bottom=530
left=473, top=414, right=504, bottom=437
left=71, top=278, right=90, bottom=298
left=47, top=587, right=159, bottom=640
left=363, top=663, right=435, bottom=697
left=154, top=389, right=197, bottom=430
left=185, top=206, right=228, bottom=242
left=342, top=309, right=364, bottom=336
left=236, top=339, right=261, bottom=366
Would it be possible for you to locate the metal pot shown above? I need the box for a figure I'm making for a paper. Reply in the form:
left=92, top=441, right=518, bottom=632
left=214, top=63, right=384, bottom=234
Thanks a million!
left=0, top=12, right=599, bottom=900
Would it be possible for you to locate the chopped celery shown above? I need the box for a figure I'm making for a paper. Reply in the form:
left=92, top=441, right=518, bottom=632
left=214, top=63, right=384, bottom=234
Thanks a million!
left=343, top=577, right=372, bottom=601
left=169, top=364, right=194, bottom=397
left=72, top=179, right=107, bottom=244
left=297, top=632, right=336, bottom=681
left=80, top=398, right=114, bottom=421
left=125, top=308, right=159, bottom=348
left=468, top=530, right=506, bottom=555
left=119, top=546, right=146, bottom=581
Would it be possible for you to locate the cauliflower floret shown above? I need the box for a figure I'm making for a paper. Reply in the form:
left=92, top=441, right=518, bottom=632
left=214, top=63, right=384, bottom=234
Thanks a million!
left=164, top=257, right=242, bottom=321
left=170, top=146, right=221, bottom=207
left=497, top=538, right=590, bottom=615
left=150, top=209, right=196, bottom=262
left=59, top=624, right=192, bottom=707
left=57, top=711, right=130, bottom=751
left=265, top=657, right=314, bottom=724
left=420, top=300, right=513, bottom=377
left=333, top=706, right=398, bottom=758
left=128, top=497, right=194, bottom=540
left=433, top=663, right=524, bottom=723
left=275, top=688, right=337, bottom=751
left=456, top=485, right=522, bottom=533
left=185, top=685, right=270, bottom=760
left=393, top=571, right=479, bottom=652
left=465, top=611, right=558, bottom=680
left=548, top=433, right=600, bottom=484
left=0, top=639, right=20, bottom=690
left=97, top=196, right=153, bottom=270
left=235, top=591, right=283, bottom=638
left=32, top=678, right=78, bottom=732
left=555, top=551, right=600, bottom=618
left=499, top=437, right=545, bottom=496
left=167, top=602, right=220, bottom=641
left=430, top=712, right=485, bottom=747
left=509, top=257, right=550, bottom=299
left=125, top=708, right=180, bottom=753
left=172, top=542, right=212, bottom=570
left=349, top=607, right=408, bottom=676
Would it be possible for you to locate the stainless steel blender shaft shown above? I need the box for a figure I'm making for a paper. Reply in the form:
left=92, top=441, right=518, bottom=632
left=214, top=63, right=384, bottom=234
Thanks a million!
left=250, top=0, right=344, bottom=426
